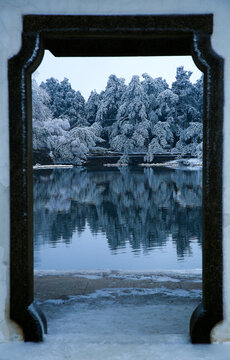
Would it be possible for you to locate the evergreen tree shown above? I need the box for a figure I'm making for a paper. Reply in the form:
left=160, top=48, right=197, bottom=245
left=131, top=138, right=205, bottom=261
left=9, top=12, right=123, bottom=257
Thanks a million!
left=32, top=79, right=53, bottom=154
left=141, top=73, right=168, bottom=124
left=85, top=90, right=101, bottom=124
left=110, top=75, right=151, bottom=154
left=193, top=76, right=204, bottom=120
left=172, top=66, right=202, bottom=128
left=175, top=122, right=203, bottom=157
left=156, top=89, right=178, bottom=123
left=96, top=75, right=126, bottom=125
left=145, top=122, right=174, bottom=162
left=40, top=77, right=87, bottom=127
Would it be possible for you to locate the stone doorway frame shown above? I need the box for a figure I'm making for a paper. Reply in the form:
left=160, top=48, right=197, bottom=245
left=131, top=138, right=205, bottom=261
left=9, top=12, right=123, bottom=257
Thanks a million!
left=8, top=14, right=224, bottom=343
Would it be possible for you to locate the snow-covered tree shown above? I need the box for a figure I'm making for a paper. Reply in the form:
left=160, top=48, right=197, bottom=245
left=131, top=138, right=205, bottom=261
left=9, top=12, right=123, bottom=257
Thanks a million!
left=42, top=117, right=70, bottom=158
left=32, top=79, right=53, bottom=155
left=96, top=75, right=126, bottom=125
left=32, top=78, right=104, bottom=165
left=156, top=89, right=178, bottom=122
left=32, top=79, right=52, bottom=123
left=141, top=73, right=168, bottom=124
left=40, top=77, right=87, bottom=127
left=193, top=76, right=204, bottom=120
left=93, top=75, right=127, bottom=148
left=110, top=75, right=151, bottom=154
left=52, top=124, right=104, bottom=165
left=145, top=121, right=174, bottom=162
left=175, top=122, right=203, bottom=156
left=172, top=66, right=202, bottom=128
left=85, top=90, right=101, bottom=124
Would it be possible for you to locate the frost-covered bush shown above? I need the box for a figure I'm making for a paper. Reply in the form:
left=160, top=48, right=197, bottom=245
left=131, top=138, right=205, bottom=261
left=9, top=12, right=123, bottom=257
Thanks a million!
left=32, top=79, right=52, bottom=122
left=145, top=122, right=174, bottom=162
left=110, top=120, right=150, bottom=154
left=175, top=122, right=203, bottom=156
left=156, top=89, right=179, bottom=122
left=32, top=78, right=104, bottom=164
left=33, top=124, right=52, bottom=151
left=52, top=125, right=104, bottom=164
left=32, top=79, right=53, bottom=152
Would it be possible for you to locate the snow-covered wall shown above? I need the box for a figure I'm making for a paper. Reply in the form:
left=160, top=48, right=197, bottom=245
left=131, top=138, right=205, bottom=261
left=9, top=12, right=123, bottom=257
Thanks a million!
left=1, top=0, right=230, bottom=343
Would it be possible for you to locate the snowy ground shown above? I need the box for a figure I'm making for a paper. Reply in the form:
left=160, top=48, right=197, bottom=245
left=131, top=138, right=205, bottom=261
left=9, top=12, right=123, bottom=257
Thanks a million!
left=1, top=271, right=230, bottom=360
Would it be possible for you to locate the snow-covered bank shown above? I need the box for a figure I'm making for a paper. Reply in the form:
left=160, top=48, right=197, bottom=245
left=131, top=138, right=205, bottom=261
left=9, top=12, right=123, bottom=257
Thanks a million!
left=140, top=157, right=202, bottom=170
left=34, top=270, right=202, bottom=298
left=33, top=157, right=202, bottom=170
left=33, top=164, right=74, bottom=169
left=33, top=270, right=202, bottom=304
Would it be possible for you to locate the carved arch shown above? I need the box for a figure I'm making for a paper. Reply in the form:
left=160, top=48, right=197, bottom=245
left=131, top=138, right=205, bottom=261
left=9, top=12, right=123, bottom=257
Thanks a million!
left=8, top=15, right=223, bottom=343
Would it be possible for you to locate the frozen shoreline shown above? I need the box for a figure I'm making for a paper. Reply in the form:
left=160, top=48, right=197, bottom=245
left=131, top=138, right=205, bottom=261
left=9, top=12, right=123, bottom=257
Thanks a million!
left=34, top=270, right=202, bottom=303
left=33, top=164, right=74, bottom=169
left=103, top=157, right=202, bottom=169
left=139, top=158, right=202, bottom=170
left=34, top=268, right=202, bottom=278
left=33, top=157, right=202, bottom=170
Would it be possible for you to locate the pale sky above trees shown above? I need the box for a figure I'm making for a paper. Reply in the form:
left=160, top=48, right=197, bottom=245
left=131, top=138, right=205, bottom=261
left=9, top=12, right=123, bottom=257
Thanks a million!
left=34, top=51, right=202, bottom=100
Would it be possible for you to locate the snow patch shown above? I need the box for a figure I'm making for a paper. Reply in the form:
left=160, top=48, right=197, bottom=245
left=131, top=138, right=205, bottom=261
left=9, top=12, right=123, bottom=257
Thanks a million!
left=73, top=274, right=105, bottom=280
left=39, top=299, right=68, bottom=305
left=103, top=163, right=128, bottom=167
left=33, top=164, right=73, bottom=169
left=140, top=158, right=202, bottom=170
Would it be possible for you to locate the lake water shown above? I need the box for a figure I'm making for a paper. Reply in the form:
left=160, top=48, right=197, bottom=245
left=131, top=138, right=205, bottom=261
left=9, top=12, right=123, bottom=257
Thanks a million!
left=34, top=166, right=202, bottom=271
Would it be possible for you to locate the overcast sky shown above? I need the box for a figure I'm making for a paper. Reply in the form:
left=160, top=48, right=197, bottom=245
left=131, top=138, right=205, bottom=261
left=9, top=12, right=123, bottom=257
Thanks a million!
left=34, top=50, right=202, bottom=101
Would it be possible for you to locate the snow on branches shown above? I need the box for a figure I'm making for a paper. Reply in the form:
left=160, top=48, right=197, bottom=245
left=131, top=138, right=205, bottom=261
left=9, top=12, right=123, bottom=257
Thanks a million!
left=32, top=66, right=203, bottom=165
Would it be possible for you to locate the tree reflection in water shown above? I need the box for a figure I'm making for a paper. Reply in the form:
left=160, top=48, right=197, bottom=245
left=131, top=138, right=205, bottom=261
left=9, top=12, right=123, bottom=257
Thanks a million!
left=33, top=166, right=202, bottom=262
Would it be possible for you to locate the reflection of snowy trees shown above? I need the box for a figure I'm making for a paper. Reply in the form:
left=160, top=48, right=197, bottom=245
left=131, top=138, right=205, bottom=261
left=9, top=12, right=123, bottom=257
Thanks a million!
left=33, top=66, right=203, bottom=164
left=34, top=168, right=202, bottom=259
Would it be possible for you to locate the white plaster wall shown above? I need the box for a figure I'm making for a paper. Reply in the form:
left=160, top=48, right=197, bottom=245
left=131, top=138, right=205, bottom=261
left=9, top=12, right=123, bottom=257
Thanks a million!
left=0, top=0, right=230, bottom=342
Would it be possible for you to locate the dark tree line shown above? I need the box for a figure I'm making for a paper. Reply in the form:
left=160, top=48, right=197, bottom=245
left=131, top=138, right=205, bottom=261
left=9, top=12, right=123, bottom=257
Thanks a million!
left=32, top=66, right=203, bottom=164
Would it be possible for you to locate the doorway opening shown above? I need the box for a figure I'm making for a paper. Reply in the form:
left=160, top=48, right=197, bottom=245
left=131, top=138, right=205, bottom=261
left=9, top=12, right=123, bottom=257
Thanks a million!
left=8, top=15, right=223, bottom=343
left=33, top=53, right=203, bottom=270
left=32, top=53, right=203, bottom=343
